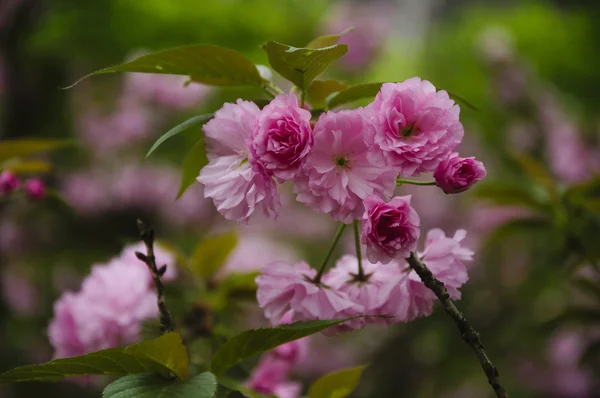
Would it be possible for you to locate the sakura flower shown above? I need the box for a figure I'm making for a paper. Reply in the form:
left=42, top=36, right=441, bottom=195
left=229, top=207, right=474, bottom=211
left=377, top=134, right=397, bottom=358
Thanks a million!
left=0, top=170, right=19, bottom=194
left=246, top=356, right=301, bottom=398
left=256, top=261, right=357, bottom=324
left=198, top=100, right=280, bottom=223
left=361, top=195, right=420, bottom=263
left=294, top=109, right=396, bottom=223
left=434, top=153, right=487, bottom=194
left=251, top=93, right=313, bottom=182
left=24, top=178, right=46, bottom=200
left=367, top=78, right=464, bottom=176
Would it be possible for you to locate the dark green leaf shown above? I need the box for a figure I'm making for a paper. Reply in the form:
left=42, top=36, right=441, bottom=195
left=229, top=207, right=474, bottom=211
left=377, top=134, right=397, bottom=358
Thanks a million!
left=546, top=307, right=600, bottom=329
left=67, top=45, right=262, bottom=88
left=211, top=318, right=360, bottom=376
left=571, top=278, right=600, bottom=302
left=262, top=41, right=348, bottom=91
left=102, top=372, right=217, bottom=398
left=473, top=183, right=551, bottom=212
left=0, top=332, right=189, bottom=384
left=146, top=114, right=212, bottom=158
left=190, top=232, right=238, bottom=278
left=306, top=28, right=353, bottom=49
left=581, top=339, right=600, bottom=365
left=227, top=392, right=246, bottom=398
left=177, top=137, right=207, bottom=199
left=326, top=83, right=383, bottom=109
left=0, top=139, right=72, bottom=162
left=308, top=365, right=366, bottom=398
left=308, top=80, right=349, bottom=110
left=511, top=153, right=557, bottom=197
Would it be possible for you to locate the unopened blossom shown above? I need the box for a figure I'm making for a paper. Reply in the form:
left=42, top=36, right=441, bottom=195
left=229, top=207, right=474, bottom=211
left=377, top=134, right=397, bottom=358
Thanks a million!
left=367, top=78, right=464, bottom=176
left=323, top=255, right=410, bottom=333
left=119, top=242, right=178, bottom=282
left=294, top=109, right=396, bottom=223
left=256, top=261, right=357, bottom=324
left=24, top=178, right=45, bottom=200
left=434, top=153, right=486, bottom=194
left=361, top=195, right=420, bottom=263
left=0, top=170, right=19, bottom=194
left=198, top=99, right=280, bottom=223
left=251, top=93, right=313, bottom=181
left=401, top=229, right=473, bottom=319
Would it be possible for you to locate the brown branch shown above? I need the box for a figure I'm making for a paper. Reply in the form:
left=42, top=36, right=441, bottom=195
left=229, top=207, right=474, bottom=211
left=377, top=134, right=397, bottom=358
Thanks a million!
left=407, top=252, right=508, bottom=398
left=135, top=219, right=174, bottom=334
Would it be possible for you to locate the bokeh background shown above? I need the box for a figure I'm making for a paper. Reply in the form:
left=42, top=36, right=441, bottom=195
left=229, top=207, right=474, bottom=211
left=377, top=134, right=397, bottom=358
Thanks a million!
left=1, top=0, right=600, bottom=397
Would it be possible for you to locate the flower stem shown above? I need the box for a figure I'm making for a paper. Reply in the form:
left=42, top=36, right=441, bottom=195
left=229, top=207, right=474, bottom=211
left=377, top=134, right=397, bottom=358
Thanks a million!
left=396, top=178, right=437, bottom=187
left=313, top=223, right=346, bottom=284
left=406, top=252, right=508, bottom=398
left=353, top=220, right=366, bottom=280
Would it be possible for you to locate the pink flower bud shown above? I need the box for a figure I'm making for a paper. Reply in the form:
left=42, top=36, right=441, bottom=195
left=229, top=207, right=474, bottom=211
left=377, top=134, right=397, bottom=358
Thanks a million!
left=0, top=170, right=20, bottom=194
left=360, top=195, right=421, bottom=263
left=24, top=178, right=46, bottom=200
left=434, top=153, right=487, bottom=194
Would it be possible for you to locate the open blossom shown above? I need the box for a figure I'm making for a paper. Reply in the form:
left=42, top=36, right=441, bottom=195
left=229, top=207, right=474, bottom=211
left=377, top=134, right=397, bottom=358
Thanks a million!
left=0, top=170, right=19, bottom=194
left=256, top=261, right=357, bottom=324
left=251, top=93, right=313, bottom=182
left=361, top=195, right=420, bottom=263
left=198, top=99, right=280, bottom=223
left=434, top=153, right=486, bottom=194
left=367, top=78, right=464, bottom=176
left=401, top=229, right=473, bottom=319
left=294, top=109, right=396, bottom=223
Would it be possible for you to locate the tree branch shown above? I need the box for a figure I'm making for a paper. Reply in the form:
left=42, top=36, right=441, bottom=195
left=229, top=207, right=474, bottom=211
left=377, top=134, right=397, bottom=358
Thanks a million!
left=135, top=219, right=174, bottom=334
left=406, top=252, right=508, bottom=398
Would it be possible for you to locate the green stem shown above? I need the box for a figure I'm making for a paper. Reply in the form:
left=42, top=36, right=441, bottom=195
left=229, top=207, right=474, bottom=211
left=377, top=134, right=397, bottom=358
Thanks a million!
left=396, top=178, right=437, bottom=187
left=313, top=223, right=346, bottom=284
left=353, top=220, right=366, bottom=280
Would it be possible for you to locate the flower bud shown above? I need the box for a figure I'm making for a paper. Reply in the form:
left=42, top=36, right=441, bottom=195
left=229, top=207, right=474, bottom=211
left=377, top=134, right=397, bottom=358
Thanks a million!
left=0, top=170, right=20, bottom=195
left=24, top=178, right=46, bottom=200
left=434, top=153, right=487, bottom=194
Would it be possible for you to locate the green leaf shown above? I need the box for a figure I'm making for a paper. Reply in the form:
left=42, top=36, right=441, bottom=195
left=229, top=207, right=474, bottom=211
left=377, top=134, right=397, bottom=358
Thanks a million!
left=146, top=114, right=212, bottom=158
left=177, top=137, right=207, bottom=199
left=325, top=83, right=383, bottom=109
left=473, top=183, right=551, bottom=212
left=0, top=139, right=72, bottom=162
left=0, top=159, right=52, bottom=174
left=306, top=28, right=353, bottom=49
left=190, top=232, right=238, bottom=278
left=446, top=91, right=479, bottom=111
left=67, top=45, right=262, bottom=88
left=103, top=372, right=217, bottom=398
left=262, top=41, right=348, bottom=91
left=0, top=332, right=189, bottom=384
left=308, top=366, right=366, bottom=398
left=308, top=80, right=349, bottom=110
left=211, top=318, right=359, bottom=376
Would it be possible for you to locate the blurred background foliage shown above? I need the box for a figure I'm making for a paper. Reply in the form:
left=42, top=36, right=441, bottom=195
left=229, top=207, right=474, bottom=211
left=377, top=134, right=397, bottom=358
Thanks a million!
left=1, top=0, right=599, bottom=397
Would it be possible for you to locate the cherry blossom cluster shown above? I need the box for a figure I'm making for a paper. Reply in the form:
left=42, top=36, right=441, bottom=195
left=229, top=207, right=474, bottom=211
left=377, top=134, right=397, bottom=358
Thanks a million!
left=196, top=77, right=486, bottom=332
left=0, top=170, right=45, bottom=200
left=48, top=243, right=177, bottom=358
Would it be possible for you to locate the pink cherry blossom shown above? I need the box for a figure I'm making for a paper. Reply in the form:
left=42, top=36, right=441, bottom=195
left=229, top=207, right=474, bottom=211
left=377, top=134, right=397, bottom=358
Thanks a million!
left=119, top=242, right=178, bottom=282
left=124, top=72, right=210, bottom=110
left=198, top=99, right=280, bottom=223
left=434, top=153, right=487, bottom=194
left=361, top=195, right=420, bottom=264
left=251, top=93, right=313, bottom=182
left=294, top=109, right=396, bottom=223
left=256, top=261, right=357, bottom=324
left=367, top=78, right=464, bottom=176
left=0, top=170, right=19, bottom=194
left=24, top=178, right=46, bottom=200
left=246, top=356, right=300, bottom=398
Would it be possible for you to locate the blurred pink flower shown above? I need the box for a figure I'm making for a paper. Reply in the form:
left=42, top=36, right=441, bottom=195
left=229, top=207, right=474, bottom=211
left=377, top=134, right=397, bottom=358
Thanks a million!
left=124, top=72, right=210, bottom=110
left=247, top=356, right=296, bottom=396
left=1, top=269, right=39, bottom=317
left=23, top=178, right=45, bottom=200
left=0, top=170, right=19, bottom=194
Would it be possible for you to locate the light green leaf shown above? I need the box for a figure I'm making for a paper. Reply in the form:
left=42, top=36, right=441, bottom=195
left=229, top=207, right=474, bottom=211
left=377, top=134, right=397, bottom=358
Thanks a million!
left=146, top=114, right=212, bottom=158
left=211, top=318, right=359, bottom=376
left=177, top=137, right=207, bottom=199
left=308, top=365, right=367, bottom=398
left=67, top=45, right=262, bottom=88
left=0, top=159, right=52, bottom=174
left=0, top=332, right=189, bottom=384
left=102, top=372, right=217, bottom=398
left=325, top=83, right=383, bottom=109
left=306, top=28, right=353, bottom=49
left=0, top=139, right=72, bottom=162
left=262, top=41, right=348, bottom=91
left=190, top=232, right=238, bottom=278
left=308, top=80, right=349, bottom=110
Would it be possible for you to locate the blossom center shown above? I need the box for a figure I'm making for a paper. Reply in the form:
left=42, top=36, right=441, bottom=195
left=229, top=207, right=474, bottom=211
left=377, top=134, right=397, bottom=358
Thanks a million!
left=399, top=124, right=415, bottom=138
left=334, top=156, right=350, bottom=169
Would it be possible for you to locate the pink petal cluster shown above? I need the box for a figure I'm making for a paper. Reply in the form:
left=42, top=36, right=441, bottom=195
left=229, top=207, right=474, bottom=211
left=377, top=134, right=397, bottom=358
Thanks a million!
left=361, top=195, right=420, bottom=263
left=24, top=178, right=46, bottom=200
left=48, top=244, right=177, bottom=358
left=251, top=94, right=313, bottom=182
left=294, top=110, right=396, bottom=223
left=434, top=153, right=487, bottom=194
left=197, top=100, right=280, bottom=223
left=367, top=78, right=464, bottom=176
left=0, top=170, right=19, bottom=195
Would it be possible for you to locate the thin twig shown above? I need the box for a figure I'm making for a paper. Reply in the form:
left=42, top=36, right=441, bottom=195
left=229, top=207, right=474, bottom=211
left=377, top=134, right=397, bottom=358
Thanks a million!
left=352, top=220, right=366, bottom=280
left=135, top=219, right=174, bottom=334
left=406, top=252, right=508, bottom=398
